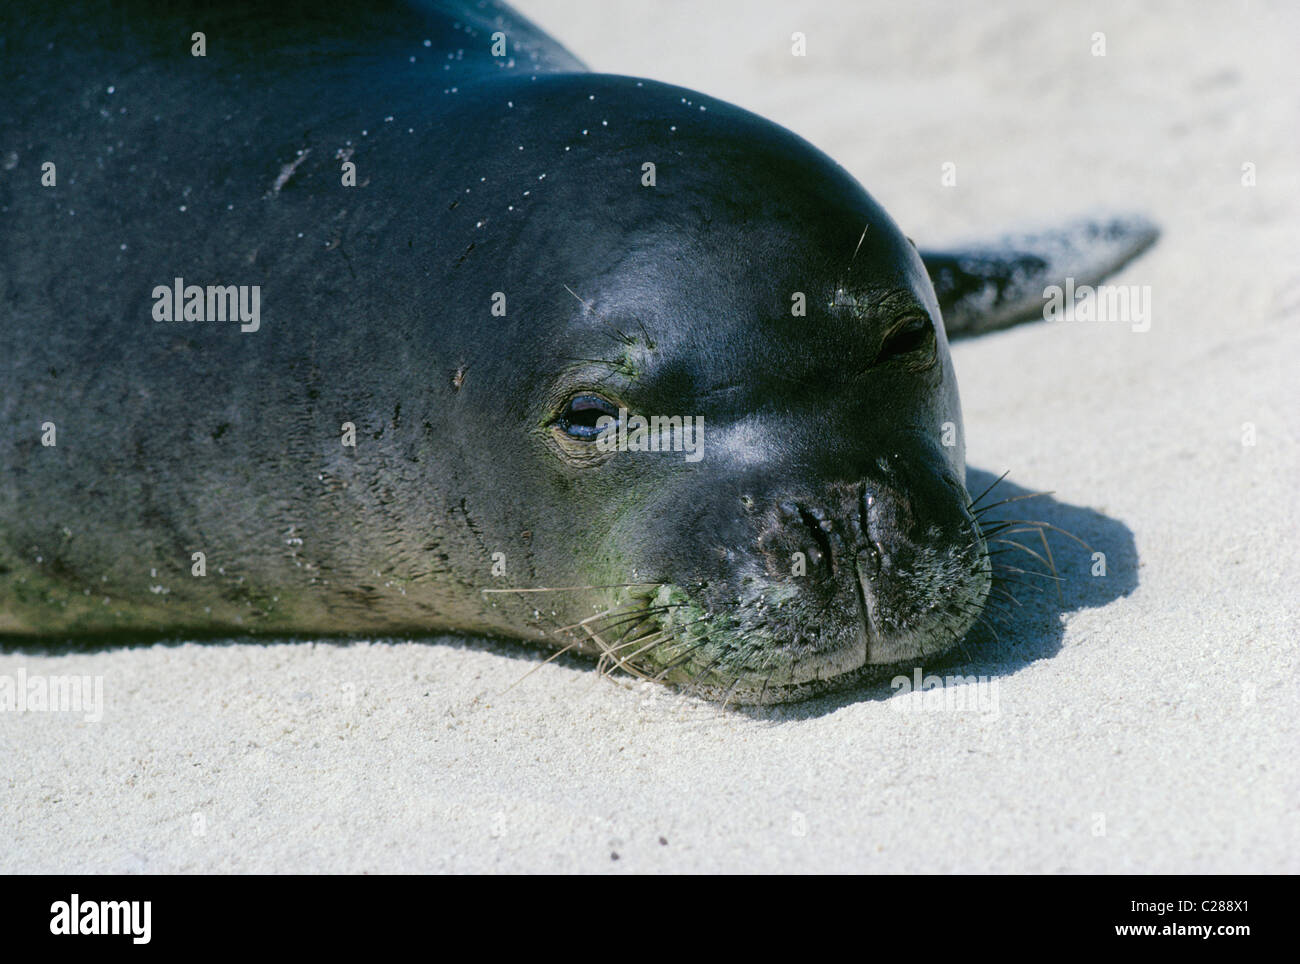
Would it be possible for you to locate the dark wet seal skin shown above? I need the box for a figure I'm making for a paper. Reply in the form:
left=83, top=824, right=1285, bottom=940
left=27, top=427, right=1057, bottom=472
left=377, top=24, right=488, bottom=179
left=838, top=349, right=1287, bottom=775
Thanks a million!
left=0, top=1, right=1155, bottom=704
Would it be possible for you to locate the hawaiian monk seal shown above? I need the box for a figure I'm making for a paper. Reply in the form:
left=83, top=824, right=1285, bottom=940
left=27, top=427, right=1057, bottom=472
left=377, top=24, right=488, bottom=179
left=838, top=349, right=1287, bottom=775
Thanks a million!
left=0, top=0, right=1156, bottom=703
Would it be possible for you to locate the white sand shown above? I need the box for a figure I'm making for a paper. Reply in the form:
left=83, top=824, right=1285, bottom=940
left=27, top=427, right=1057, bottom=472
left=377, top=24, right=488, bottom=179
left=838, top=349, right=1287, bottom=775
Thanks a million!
left=3, top=0, right=1297, bottom=873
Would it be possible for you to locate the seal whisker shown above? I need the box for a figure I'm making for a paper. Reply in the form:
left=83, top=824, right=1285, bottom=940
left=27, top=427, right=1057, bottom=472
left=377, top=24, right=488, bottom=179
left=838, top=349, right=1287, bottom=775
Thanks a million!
left=975, top=520, right=1055, bottom=539
left=976, top=521, right=1021, bottom=537
left=967, top=470, right=1012, bottom=511
left=580, top=604, right=684, bottom=640
left=604, top=611, right=663, bottom=648
left=984, top=544, right=1044, bottom=556
left=849, top=221, right=871, bottom=266
left=719, top=676, right=744, bottom=710
left=550, top=601, right=679, bottom=635
left=989, top=572, right=1047, bottom=595
left=500, top=638, right=584, bottom=696
left=985, top=519, right=1095, bottom=553
left=652, top=636, right=726, bottom=690
left=1031, top=525, right=1064, bottom=603
left=990, top=585, right=1024, bottom=607
left=974, top=597, right=1015, bottom=620
left=603, top=631, right=668, bottom=664
left=686, top=651, right=729, bottom=687
left=989, top=563, right=1063, bottom=583
left=987, top=525, right=1069, bottom=602
left=552, top=606, right=630, bottom=633
left=587, top=610, right=700, bottom=680
left=600, top=613, right=696, bottom=652
left=950, top=606, right=1002, bottom=645
left=562, top=283, right=595, bottom=312
left=936, top=620, right=976, bottom=662
left=986, top=538, right=1058, bottom=575
left=604, top=615, right=712, bottom=672
left=648, top=639, right=712, bottom=683
left=970, top=491, right=1054, bottom=516
left=563, top=283, right=636, bottom=346
left=983, top=553, right=1053, bottom=581
left=633, top=317, right=656, bottom=350
left=583, top=623, right=653, bottom=681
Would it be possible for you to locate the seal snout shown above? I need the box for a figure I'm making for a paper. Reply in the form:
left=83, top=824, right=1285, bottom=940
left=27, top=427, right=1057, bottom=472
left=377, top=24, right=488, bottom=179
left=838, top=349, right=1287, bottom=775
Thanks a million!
left=596, top=472, right=989, bottom=704
left=756, top=470, right=990, bottom=669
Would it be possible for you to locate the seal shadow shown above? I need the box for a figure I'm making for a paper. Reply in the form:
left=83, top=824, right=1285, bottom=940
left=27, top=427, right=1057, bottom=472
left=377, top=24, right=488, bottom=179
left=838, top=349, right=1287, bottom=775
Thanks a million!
left=0, top=470, right=1137, bottom=718
left=734, top=466, right=1139, bottom=720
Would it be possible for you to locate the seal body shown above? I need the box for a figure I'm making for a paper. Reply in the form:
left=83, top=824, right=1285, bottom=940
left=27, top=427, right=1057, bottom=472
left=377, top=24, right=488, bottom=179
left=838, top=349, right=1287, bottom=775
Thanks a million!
left=0, top=1, right=1152, bottom=702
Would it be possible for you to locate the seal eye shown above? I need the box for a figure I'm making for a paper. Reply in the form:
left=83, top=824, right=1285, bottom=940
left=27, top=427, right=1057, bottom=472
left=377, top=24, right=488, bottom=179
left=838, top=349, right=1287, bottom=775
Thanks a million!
left=877, top=314, right=935, bottom=365
left=558, top=394, right=618, bottom=440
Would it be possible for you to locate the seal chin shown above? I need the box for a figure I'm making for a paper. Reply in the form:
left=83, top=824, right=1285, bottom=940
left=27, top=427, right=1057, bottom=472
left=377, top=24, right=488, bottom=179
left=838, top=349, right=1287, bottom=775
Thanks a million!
left=855, top=538, right=993, bottom=666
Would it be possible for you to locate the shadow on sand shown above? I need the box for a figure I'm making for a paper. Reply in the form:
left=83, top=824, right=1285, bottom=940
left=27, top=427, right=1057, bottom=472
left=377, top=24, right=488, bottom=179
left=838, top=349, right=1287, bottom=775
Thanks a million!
left=737, top=466, right=1139, bottom=720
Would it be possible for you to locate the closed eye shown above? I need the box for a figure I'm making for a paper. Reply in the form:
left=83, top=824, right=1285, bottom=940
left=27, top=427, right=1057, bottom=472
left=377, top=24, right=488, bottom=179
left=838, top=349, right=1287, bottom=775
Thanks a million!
left=876, top=314, right=935, bottom=366
left=557, top=393, right=618, bottom=439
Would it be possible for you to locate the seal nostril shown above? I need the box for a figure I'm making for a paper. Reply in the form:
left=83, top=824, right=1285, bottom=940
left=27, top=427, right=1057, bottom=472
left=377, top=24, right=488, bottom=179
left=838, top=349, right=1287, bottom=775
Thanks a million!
left=797, top=506, right=835, bottom=572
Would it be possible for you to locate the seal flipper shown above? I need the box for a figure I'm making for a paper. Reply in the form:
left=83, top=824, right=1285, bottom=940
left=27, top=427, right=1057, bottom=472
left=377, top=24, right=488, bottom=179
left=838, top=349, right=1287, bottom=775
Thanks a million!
left=921, top=215, right=1159, bottom=338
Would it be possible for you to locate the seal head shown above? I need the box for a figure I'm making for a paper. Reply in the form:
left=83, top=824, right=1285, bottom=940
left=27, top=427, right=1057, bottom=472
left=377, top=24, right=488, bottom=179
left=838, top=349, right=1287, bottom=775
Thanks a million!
left=465, top=75, right=992, bottom=703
